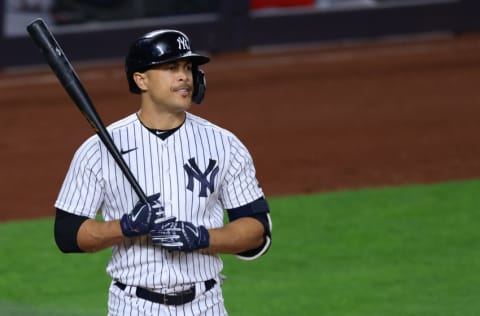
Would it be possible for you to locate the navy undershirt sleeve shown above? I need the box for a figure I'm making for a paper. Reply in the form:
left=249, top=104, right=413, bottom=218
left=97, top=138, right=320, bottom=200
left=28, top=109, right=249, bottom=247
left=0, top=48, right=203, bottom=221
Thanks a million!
left=54, top=208, right=89, bottom=253
left=226, top=197, right=270, bottom=235
left=226, top=197, right=272, bottom=259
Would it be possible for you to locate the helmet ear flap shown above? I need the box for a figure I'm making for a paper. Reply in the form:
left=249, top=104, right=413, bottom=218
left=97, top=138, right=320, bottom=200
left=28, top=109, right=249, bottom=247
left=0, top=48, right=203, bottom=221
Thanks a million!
left=192, top=67, right=206, bottom=104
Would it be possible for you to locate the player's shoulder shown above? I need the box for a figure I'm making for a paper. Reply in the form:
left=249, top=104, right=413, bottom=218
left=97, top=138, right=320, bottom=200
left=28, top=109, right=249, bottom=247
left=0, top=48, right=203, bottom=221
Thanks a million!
left=75, top=114, right=138, bottom=153
left=185, top=112, right=249, bottom=152
left=74, top=133, right=101, bottom=157
left=185, top=112, right=236, bottom=139
left=106, top=113, right=139, bottom=132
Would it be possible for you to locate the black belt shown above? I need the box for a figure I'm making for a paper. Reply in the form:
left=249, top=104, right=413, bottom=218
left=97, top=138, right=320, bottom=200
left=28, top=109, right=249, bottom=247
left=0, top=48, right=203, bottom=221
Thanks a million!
left=114, top=279, right=216, bottom=306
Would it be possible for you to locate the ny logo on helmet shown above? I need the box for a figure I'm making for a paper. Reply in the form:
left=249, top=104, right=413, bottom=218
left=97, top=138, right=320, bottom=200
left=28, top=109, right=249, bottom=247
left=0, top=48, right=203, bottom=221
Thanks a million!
left=177, top=36, right=190, bottom=50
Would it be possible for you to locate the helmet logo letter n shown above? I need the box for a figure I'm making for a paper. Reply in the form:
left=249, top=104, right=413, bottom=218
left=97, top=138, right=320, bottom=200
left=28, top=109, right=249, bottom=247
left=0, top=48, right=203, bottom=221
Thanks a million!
left=177, top=36, right=190, bottom=50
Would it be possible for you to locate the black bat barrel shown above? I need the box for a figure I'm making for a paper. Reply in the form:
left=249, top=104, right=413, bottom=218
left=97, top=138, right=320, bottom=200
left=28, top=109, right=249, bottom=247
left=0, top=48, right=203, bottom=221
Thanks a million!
left=26, top=18, right=149, bottom=204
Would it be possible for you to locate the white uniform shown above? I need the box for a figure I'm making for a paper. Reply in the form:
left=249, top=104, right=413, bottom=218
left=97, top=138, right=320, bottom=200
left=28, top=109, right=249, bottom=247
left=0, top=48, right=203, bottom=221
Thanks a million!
left=55, top=112, right=265, bottom=315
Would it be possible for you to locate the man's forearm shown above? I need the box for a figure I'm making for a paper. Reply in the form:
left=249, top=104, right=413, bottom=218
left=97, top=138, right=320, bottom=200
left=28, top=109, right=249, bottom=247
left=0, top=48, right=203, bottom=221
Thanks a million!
left=77, top=219, right=125, bottom=253
left=206, top=217, right=265, bottom=254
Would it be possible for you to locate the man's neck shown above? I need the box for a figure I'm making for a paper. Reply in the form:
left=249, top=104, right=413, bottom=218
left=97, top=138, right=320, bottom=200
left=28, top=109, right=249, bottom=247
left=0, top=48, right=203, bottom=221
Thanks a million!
left=137, top=108, right=186, bottom=130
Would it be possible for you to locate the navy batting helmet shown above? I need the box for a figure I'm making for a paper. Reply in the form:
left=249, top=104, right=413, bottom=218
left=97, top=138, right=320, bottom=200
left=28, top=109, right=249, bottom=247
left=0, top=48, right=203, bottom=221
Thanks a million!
left=125, top=29, right=210, bottom=103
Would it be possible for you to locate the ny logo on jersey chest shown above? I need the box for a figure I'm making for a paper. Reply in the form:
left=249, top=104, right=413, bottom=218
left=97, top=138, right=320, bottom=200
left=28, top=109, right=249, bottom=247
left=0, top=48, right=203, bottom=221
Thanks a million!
left=184, top=158, right=219, bottom=197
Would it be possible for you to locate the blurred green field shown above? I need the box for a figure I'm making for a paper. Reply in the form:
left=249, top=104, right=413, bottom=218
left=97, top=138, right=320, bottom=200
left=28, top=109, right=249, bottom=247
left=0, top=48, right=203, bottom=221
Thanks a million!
left=1, top=179, right=480, bottom=315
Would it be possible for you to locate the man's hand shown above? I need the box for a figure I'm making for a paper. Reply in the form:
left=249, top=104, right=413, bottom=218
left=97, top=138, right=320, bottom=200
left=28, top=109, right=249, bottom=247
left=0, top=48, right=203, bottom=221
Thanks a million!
left=151, top=221, right=210, bottom=252
left=120, top=193, right=163, bottom=237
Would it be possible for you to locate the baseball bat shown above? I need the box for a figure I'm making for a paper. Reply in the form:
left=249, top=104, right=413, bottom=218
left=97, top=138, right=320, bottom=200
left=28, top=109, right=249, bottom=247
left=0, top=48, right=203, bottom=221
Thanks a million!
left=26, top=18, right=149, bottom=204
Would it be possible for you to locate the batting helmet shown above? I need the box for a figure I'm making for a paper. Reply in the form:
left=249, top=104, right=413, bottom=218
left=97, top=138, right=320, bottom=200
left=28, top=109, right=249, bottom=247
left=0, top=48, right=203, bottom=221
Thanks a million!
left=125, top=29, right=210, bottom=104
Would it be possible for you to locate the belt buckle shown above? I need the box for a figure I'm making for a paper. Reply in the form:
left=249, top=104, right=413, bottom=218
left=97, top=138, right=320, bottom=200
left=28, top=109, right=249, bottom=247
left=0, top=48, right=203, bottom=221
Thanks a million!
left=165, top=287, right=194, bottom=306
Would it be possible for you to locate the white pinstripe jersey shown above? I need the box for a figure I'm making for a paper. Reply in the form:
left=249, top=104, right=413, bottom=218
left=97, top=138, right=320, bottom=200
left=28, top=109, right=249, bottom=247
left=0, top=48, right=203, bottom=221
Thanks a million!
left=55, top=112, right=264, bottom=289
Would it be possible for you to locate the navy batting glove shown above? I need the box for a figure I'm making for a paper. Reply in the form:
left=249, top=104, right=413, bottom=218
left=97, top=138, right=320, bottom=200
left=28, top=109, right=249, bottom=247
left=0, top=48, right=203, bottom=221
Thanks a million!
left=120, top=193, right=162, bottom=237
left=151, top=215, right=177, bottom=232
left=151, top=221, right=210, bottom=252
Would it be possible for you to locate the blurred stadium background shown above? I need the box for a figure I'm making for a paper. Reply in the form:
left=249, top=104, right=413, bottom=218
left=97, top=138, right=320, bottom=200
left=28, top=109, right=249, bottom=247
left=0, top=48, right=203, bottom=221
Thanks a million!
left=1, top=0, right=480, bottom=68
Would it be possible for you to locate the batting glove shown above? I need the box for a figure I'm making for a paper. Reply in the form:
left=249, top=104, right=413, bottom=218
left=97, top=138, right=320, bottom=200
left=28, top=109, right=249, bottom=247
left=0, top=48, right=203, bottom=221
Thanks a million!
left=151, top=221, right=210, bottom=252
left=120, top=193, right=163, bottom=237
left=150, top=215, right=177, bottom=232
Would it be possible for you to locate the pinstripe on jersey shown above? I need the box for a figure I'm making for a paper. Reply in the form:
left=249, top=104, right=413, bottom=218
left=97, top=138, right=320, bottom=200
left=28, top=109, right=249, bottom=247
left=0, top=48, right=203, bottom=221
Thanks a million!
left=55, top=112, right=264, bottom=290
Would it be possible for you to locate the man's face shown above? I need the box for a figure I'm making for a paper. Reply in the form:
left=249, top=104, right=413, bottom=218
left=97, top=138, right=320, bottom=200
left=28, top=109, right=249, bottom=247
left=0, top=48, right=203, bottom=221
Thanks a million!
left=137, top=59, right=194, bottom=112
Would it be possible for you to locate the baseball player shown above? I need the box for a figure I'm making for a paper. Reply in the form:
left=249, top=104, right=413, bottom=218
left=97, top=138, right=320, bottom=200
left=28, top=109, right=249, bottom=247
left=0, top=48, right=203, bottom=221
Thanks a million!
left=53, top=29, right=272, bottom=316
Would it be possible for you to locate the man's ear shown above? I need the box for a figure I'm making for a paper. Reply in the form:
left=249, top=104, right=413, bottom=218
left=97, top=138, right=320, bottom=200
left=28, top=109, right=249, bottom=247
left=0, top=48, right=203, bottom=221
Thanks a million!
left=133, top=72, right=147, bottom=92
